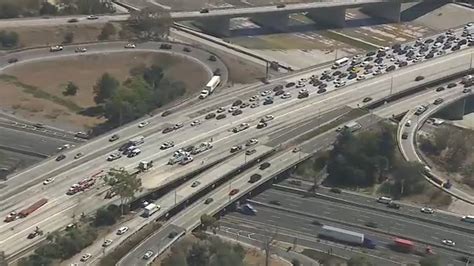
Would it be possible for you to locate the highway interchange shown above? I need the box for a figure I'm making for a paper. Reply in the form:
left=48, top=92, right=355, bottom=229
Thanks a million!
left=0, top=21, right=473, bottom=265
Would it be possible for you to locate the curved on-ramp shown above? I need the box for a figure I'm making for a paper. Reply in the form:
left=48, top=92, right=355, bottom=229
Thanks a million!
left=397, top=87, right=474, bottom=204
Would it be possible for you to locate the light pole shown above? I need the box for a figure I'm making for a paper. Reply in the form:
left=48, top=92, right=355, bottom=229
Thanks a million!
left=389, top=76, right=394, bottom=96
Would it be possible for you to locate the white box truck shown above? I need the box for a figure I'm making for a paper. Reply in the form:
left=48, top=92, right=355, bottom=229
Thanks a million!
left=319, top=225, right=376, bottom=248
left=142, top=203, right=160, bottom=217
left=199, top=76, right=221, bottom=99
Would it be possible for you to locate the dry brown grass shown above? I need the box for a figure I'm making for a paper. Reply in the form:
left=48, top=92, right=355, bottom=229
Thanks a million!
left=0, top=52, right=208, bottom=130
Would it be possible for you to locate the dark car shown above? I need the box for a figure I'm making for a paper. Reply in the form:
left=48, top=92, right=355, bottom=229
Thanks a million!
left=365, top=221, right=378, bottom=228
left=249, top=174, right=262, bottom=183
left=329, top=188, right=342, bottom=194
left=162, top=127, right=174, bottom=134
left=317, top=88, right=327, bottom=94
left=216, top=114, right=226, bottom=120
left=269, top=200, right=281, bottom=206
left=398, top=61, right=408, bottom=67
left=386, top=65, right=396, bottom=72
left=276, top=4, right=286, bottom=8
left=274, top=90, right=285, bottom=96
left=232, top=99, right=243, bottom=106
left=435, top=86, right=445, bottom=92
left=229, top=189, right=239, bottom=196
left=366, top=51, right=376, bottom=56
left=273, top=85, right=284, bottom=91
left=161, top=110, right=172, bottom=117
left=245, top=149, right=256, bottom=155
left=363, top=97, right=372, bottom=103
left=168, top=231, right=178, bottom=238
left=183, top=47, right=191, bottom=52
left=7, top=58, right=18, bottom=64
left=200, top=8, right=209, bottom=13
left=67, top=18, right=78, bottom=23
left=204, top=198, right=214, bottom=204
left=433, top=98, right=444, bottom=105
left=230, top=145, right=242, bottom=153
left=415, top=76, right=425, bottom=81
left=205, top=113, right=216, bottom=119
left=298, top=92, right=309, bottom=99
left=402, top=132, right=408, bottom=139
left=318, top=83, right=328, bottom=89
left=232, top=109, right=243, bottom=116
left=240, top=102, right=250, bottom=109
left=332, top=70, right=342, bottom=76
left=259, top=162, right=271, bottom=170
left=463, top=88, right=472, bottom=93
left=56, top=154, right=66, bottom=161
left=447, top=82, right=457, bottom=88
left=387, top=201, right=401, bottom=209
left=109, top=134, right=119, bottom=142
left=285, top=82, right=295, bottom=88
left=263, top=99, right=274, bottom=105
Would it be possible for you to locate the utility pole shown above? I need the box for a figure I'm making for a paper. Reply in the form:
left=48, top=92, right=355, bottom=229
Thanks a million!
left=265, top=61, right=269, bottom=82
left=389, top=76, right=394, bottom=96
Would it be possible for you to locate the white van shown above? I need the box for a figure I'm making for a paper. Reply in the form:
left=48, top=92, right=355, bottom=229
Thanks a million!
left=377, top=196, right=392, bottom=204
left=461, top=215, right=474, bottom=223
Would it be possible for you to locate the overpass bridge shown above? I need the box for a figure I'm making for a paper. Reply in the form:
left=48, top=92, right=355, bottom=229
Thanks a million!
left=163, top=0, right=446, bottom=36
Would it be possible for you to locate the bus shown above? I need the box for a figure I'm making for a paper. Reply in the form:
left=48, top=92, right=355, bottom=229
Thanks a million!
left=332, top=57, right=349, bottom=69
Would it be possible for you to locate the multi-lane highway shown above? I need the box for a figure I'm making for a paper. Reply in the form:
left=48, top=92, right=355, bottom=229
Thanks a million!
left=0, top=26, right=472, bottom=262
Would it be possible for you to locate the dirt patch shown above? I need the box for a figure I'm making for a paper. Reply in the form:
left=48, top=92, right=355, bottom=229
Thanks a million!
left=3, top=23, right=123, bottom=48
left=0, top=52, right=209, bottom=130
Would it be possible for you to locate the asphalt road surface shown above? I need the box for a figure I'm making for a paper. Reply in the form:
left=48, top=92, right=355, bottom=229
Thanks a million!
left=1, top=29, right=472, bottom=259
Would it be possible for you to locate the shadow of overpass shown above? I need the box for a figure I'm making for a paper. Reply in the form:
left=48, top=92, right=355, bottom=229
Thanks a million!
left=400, top=1, right=448, bottom=22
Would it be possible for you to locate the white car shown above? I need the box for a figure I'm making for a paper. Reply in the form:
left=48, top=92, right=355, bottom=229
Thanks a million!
left=281, top=92, right=291, bottom=99
left=246, top=138, right=258, bottom=146
left=124, top=43, right=136, bottom=49
left=405, top=120, right=411, bottom=127
left=43, top=177, right=55, bottom=185
left=356, top=75, right=366, bottom=81
left=102, top=239, right=113, bottom=247
left=190, top=120, right=201, bottom=127
left=75, top=47, right=87, bottom=53
left=442, top=239, right=455, bottom=246
left=421, top=207, right=434, bottom=214
left=260, top=90, right=271, bottom=96
left=107, top=152, right=122, bottom=161
left=80, top=253, right=92, bottom=262
left=117, top=226, right=129, bottom=235
left=249, top=95, right=259, bottom=102
left=143, top=250, right=154, bottom=260
left=216, top=107, right=226, bottom=113
left=228, top=107, right=238, bottom=113
left=138, top=121, right=150, bottom=128
left=261, top=115, right=274, bottom=122
left=160, top=141, right=175, bottom=150
left=87, top=15, right=99, bottom=20
left=74, top=152, right=84, bottom=159
left=58, top=144, right=73, bottom=151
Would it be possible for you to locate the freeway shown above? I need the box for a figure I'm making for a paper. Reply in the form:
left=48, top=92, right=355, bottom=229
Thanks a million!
left=1, top=28, right=472, bottom=258
left=222, top=205, right=467, bottom=266
left=117, top=75, right=474, bottom=265
left=250, top=189, right=474, bottom=255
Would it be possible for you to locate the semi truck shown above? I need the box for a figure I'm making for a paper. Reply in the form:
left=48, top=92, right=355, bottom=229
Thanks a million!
left=318, top=225, right=376, bottom=249
left=18, top=198, right=48, bottom=218
left=142, top=203, right=160, bottom=217
left=199, top=76, right=221, bottom=99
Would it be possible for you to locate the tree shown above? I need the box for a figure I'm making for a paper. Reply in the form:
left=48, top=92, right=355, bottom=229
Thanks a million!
left=419, top=256, right=441, bottom=266
left=129, top=6, right=172, bottom=40
left=18, top=254, right=52, bottom=266
left=390, top=161, right=425, bottom=198
left=39, top=2, right=58, bottom=15
left=0, top=30, right=19, bottom=48
left=0, top=2, right=20, bottom=19
left=187, top=243, right=210, bottom=266
left=93, top=73, right=119, bottom=104
left=98, top=22, right=116, bottom=40
left=104, top=168, right=142, bottom=214
left=63, top=81, right=79, bottom=96
left=348, top=255, right=374, bottom=266
left=77, top=0, right=115, bottom=15
left=262, top=229, right=278, bottom=266
left=200, top=214, right=216, bottom=230
left=161, top=249, right=187, bottom=266
left=63, top=32, right=74, bottom=44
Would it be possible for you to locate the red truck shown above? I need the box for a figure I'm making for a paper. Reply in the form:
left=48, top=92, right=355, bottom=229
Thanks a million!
left=393, top=238, right=434, bottom=255
left=18, top=198, right=48, bottom=218
left=67, top=179, right=96, bottom=195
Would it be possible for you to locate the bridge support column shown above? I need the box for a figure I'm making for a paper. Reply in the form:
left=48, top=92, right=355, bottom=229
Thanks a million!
left=306, top=7, right=346, bottom=28
left=437, top=98, right=466, bottom=120
left=361, top=2, right=401, bottom=23
left=251, top=13, right=289, bottom=32
left=199, top=17, right=231, bottom=37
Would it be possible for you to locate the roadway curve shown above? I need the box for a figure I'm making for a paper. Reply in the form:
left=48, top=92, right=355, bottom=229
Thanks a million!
left=398, top=83, right=474, bottom=204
